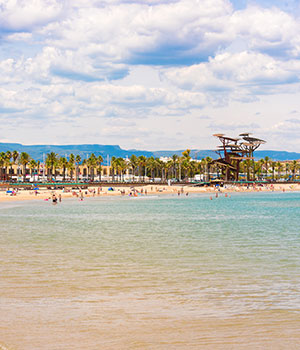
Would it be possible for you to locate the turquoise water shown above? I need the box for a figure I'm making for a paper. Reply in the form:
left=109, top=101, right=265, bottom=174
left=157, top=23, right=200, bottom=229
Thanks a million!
left=0, top=192, right=300, bottom=349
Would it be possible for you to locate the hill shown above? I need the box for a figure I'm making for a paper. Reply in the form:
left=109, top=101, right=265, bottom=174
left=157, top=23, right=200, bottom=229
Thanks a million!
left=0, top=143, right=153, bottom=164
left=153, top=149, right=300, bottom=161
left=0, top=143, right=300, bottom=162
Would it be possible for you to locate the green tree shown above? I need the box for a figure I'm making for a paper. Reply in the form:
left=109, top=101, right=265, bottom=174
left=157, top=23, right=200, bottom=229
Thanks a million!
left=271, top=161, right=277, bottom=181
left=171, top=154, right=179, bottom=179
left=276, top=161, right=283, bottom=180
left=19, top=152, right=30, bottom=181
left=28, top=159, right=37, bottom=178
left=68, top=154, right=75, bottom=181
left=0, top=152, right=5, bottom=181
left=87, top=153, right=98, bottom=181
left=264, top=156, right=270, bottom=179
left=146, top=156, right=156, bottom=180
left=137, top=155, right=147, bottom=181
left=75, top=155, right=81, bottom=182
left=59, top=157, right=69, bottom=181
left=129, top=155, right=138, bottom=181
left=46, top=152, right=58, bottom=180
left=97, top=155, right=103, bottom=181
left=205, top=157, right=213, bottom=181
left=290, top=160, right=298, bottom=180
left=111, top=156, right=116, bottom=181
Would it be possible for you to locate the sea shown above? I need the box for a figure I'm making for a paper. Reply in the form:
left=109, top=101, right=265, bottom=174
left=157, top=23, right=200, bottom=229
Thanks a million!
left=0, top=192, right=299, bottom=350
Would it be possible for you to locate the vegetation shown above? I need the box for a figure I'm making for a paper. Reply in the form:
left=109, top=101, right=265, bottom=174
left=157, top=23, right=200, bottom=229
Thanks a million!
left=0, top=149, right=299, bottom=182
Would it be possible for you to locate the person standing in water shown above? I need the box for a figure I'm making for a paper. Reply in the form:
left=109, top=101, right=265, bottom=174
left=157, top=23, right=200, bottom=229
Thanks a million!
left=52, top=194, right=58, bottom=204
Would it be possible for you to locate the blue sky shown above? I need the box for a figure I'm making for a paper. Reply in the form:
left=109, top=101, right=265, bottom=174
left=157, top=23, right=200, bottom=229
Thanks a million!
left=1, top=0, right=300, bottom=151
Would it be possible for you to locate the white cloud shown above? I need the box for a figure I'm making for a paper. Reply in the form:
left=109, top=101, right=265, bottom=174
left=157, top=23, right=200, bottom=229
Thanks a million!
left=0, top=0, right=65, bottom=31
left=229, top=5, right=300, bottom=57
left=163, top=51, right=300, bottom=101
left=1, top=0, right=300, bottom=150
left=36, top=0, right=233, bottom=67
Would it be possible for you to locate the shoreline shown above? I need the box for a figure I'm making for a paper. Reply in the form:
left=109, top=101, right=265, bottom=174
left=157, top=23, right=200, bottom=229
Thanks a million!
left=1, top=183, right=300, bottom=203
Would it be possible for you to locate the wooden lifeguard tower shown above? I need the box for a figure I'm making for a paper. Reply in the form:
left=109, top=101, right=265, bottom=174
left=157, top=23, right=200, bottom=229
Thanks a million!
left=212, top=133, right=266, bottom=181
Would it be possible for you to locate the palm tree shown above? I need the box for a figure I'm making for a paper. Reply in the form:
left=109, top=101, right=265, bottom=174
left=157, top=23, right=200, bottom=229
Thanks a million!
left=276, top=161, right=283, bottom=180
left=165, top=159, right=173, bottom=180
left=75, top=155, right=81, bottom=182
left=285, top=163, right=290, bottom=179
left=129, top=154, right=138, bottom=181
left=82, top=158, right=88, bottom=179
left=11, top=150, right=19, bottom=179
left=154, top=158, right=164, bottom=181
left=4, top=151, right=12, bottom=181
left=138, top=155, right=147, bottom=181
left=113, top=157, right=120, bottom=181
left=111, top=156, right=116, bottom=181
left=147, top=156, right=156, bottom=180
left=257, top=159, right=264, bottom=180
left=36, top=160, right=41, bottom=181
left=19, top=152, right=30, bottom=181
left=46, top=152, right=58, bottom=180
left=245, top=159, right=251, bottom=181
left=97, top=155, right=103, bottom=181
left=117, top=158, right=127, bottom=181
left=68, top=154, right=75, bottom=181
left=178, top=157, right=183, bottom=181
left=253, top=160, right=262, bottom=180
left=12, top=150, right=19, bottom=164
left=198, top=159, right=206, bottom=181
left=59, top=157, right=69, bottom=181
left=182, top=149, right=191, bottom=161
left=271, top=161, right=276, bottom=181
left=171, top=154, right=178, bottom=179
left=181, top=158, right=190, bottom=180
left=87, top=153, right=98, bottom=181
left=205, top=156, right=213, bottom=181
left=28, top=159, right=37, bottom=178
left=0, top=152, right=5, bottom=181
left=1, top=151, right=12, bottom=181
left=189, top=160, right=198, bottom=179
left=264, top=156, right=270, bottom=179
left=290, top=160, right=298, bottom=180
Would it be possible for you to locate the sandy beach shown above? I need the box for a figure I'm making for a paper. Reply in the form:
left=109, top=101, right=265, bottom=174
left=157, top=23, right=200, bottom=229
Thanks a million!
left=1, top=183, right=300, bottom=202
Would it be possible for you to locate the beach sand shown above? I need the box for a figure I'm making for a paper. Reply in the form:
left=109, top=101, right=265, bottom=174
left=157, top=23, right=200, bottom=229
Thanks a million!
left=0, top=183, right=300, bottom=202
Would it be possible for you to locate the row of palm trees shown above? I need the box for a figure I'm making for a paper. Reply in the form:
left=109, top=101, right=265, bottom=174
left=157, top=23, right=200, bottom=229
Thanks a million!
left=0, top=149, right=213, bottom=182
left=240, top=156, right=300, bottom=181
left=0, top=150, right=299, bottom=182
left=110, top=151, right=213, bottom=182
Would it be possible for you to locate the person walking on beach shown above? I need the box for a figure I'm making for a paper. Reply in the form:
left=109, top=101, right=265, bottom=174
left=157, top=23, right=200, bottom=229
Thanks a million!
left=59, top=194, right=62, bottom=202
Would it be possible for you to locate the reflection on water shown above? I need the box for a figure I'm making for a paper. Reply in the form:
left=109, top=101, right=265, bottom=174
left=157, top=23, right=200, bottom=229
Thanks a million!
left=0, top=192, right=300, bottom=349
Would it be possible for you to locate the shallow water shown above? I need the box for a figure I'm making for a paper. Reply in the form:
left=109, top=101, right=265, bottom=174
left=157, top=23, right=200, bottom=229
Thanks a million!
left=0, top=192, right=300, bottom=349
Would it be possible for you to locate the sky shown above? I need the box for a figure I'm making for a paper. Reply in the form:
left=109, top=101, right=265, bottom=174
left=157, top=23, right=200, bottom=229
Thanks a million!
left=1, top=0, right=300, bottom=152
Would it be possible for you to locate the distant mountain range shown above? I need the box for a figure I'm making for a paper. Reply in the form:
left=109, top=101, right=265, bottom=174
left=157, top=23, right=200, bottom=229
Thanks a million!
left=0, top=142, right=300, bottom=163
left=154, top=149, right=300, bottom=161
